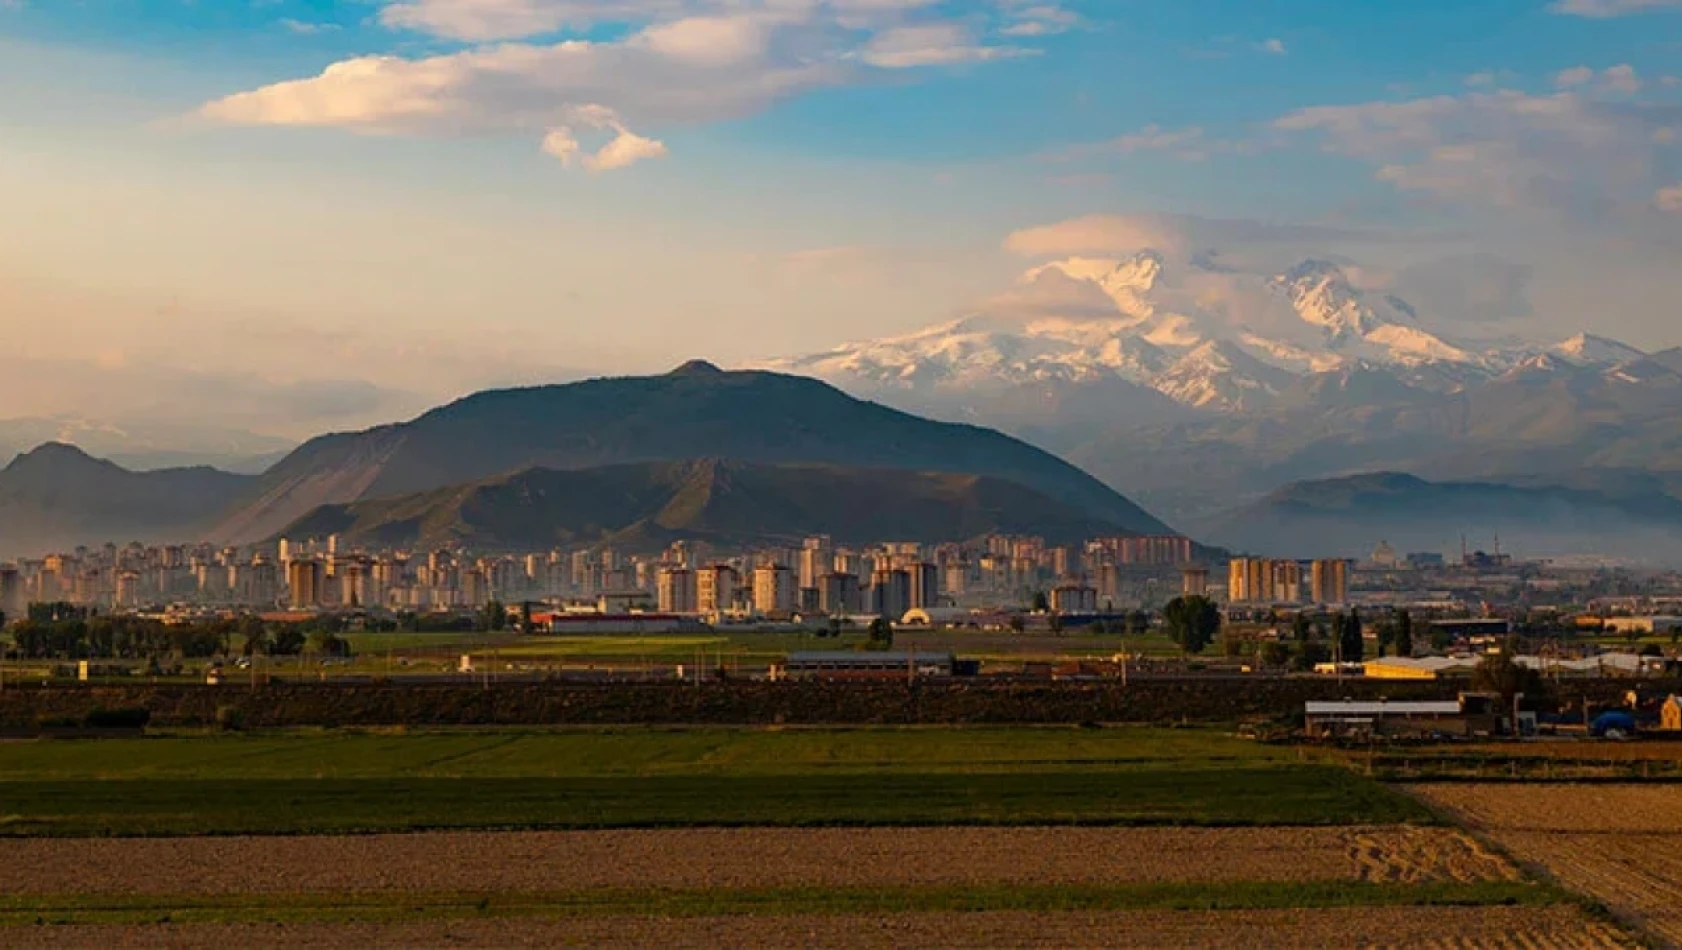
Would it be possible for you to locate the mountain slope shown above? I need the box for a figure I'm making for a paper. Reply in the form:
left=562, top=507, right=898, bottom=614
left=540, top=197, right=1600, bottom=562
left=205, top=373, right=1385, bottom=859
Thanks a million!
left=280, top=459, right=1133, bottom=551
left=0, top=443, right=252, bottom=557
left=215, top=362, right=1171, bottom=543
left=1204, top=472, right=1682, bottom=563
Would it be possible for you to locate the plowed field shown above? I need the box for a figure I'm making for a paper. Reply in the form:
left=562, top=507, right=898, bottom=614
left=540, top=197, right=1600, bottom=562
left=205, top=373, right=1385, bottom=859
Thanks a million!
left=0, top=826, right=1517, bottom=896
left=1412, top=784, right=1682, bottom=946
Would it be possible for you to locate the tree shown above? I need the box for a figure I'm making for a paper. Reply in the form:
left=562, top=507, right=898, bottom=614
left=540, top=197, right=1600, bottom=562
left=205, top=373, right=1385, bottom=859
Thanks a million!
left=1126, top=610, right=1150, bottom=637
left=1031, top=591, right=1050, bottom=613
left=307, top=630, right=350, bottom=658
left=1293, top=640, right=1330, bottom=672
left=1338, top=610, right=1365, bottom=665
left=1395, top=610, right=1415, bottom=658
left=1163, top=596, right=1220, bottom=656
left=238, top=617, right=270, bottom=657
left=270, top=626, right=306, bottom=656
left=1292, top=612, right=1313, bottom=643
left=477, top=600, right=507, bottom=633
left=1374, top=620, right=1396, bottom=659
left=866, top=617, right=894, bottom=650
left=1008, top=615, right=1026, bottom=635
left=1260, top=640, right=1292, bottom=668
left=1473, top=646, right=1546, bottom=711
left=1048, top=612, right=1064, bottom=635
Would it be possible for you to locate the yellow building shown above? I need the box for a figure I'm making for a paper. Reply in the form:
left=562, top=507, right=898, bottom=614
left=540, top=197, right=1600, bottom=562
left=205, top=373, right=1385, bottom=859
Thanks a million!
left=1310, top=559, right=1350, bottom=605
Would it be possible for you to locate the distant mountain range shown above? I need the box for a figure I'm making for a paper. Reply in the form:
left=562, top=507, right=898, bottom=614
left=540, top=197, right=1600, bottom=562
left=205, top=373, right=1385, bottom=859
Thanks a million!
left=280, top=459, right=1132, bottom=551
left=765, top=248, right=1682, bottom=527
left=209, top=361, right=1169, bottom=544
left=1204, top=472, right=1682, bottom=564
left=0, top=416, right=292, bottom=474
left=0, top=443, right=252, bottom=557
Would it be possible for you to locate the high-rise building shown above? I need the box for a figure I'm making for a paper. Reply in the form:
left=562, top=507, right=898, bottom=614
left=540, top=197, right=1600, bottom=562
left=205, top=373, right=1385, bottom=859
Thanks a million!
left=462, top=567, right=488, bottom=607
left=1227, top=557, right=1276, bottom=604
left=868, top=568, right=911, bottom=620
left=1, top=564, right=25, bottom=619
left=1181, top=566, right=1209, bottom=598
left=1272, top=560, right=1304, bottom=604
left=818, top=572, right=861, bottom=615
left=799, top=536, right=832, bottom=590
left=1097, top=563, right=1122, bottom=603
left=907, top=562, right=940, bottom=609
left=657, top=567, right=698, bottom=614
left=697, top=565, right=739, bottom=614
left=1310, top=559, right=1350, bottom=605
left=286, top=558, right=324, bottom=608
left=1051, top=583, right=1098, bottom=614
left=753, top=563, right=796, bottom=616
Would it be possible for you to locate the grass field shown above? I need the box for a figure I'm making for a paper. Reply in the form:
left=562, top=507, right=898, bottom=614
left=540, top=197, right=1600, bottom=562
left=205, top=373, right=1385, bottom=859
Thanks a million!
left=0, top=727, right=1431, bottom=836
left=0, top=881, right=1559, bottom=928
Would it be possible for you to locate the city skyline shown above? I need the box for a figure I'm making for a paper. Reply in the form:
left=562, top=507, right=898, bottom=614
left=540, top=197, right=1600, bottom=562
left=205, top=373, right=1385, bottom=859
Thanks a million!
left=3, top=1, right=1682, bottom=436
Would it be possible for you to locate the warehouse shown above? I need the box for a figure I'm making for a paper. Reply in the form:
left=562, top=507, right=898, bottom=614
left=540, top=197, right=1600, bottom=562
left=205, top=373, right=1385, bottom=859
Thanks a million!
left=777, top=651, right=955, bottom=680
left=1304, top=696, right=1506, bottom=739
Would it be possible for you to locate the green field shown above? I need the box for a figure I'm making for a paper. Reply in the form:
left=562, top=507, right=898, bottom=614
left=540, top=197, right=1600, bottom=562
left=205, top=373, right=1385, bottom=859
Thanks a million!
left=0, top=727, right=1429, bottom=836
left=0, top=881, right=1557, bottom=928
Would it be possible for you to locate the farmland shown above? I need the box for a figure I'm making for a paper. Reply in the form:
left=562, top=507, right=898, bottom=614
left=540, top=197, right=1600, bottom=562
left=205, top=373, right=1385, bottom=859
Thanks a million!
left=1413, top=783, right=1682, bottom=947
left=0, top=726, right=1639, bottom=946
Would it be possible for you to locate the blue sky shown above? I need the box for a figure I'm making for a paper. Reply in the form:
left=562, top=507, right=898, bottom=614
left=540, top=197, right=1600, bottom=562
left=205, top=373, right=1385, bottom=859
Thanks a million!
left=1, top=0, right=1680, bottom=435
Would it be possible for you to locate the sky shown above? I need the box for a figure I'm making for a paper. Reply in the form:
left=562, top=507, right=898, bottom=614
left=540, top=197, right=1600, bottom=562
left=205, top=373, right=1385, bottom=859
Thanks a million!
left=1, top=0, right=1680, bottom=439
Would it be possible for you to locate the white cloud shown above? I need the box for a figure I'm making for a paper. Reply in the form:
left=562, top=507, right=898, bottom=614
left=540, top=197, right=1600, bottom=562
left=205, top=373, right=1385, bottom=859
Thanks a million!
left=1551, top=0, right=1682, bottom=17
left=199, top=0, right=1043, bottom=161
left=1043, top=125, right=1213, bottom=162
left=278, top=18, right=341, bottom=35
left=632, top=14, right=772, bottom=66
left=997, top=3, right=1081, bottom=37
left=1659, top=183, right=1682, bottom=211
left=859, top=22, right=1031, bottom=68
left=377, top=0, right=671, bottom=41
left=1555, top=66, right=1595, bottom=88
left=1276, top=83, right=1682, bottom=219
left=541, top=104, right=668, bottom=171
left=1258, top=37, right=1287, bottom=55
left=1003, top=212, right=1374, bottom=258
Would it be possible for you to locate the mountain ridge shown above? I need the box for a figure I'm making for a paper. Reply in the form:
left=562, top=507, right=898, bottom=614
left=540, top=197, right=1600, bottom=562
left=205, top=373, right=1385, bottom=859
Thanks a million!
left=211, top=364, right=1171, bottom=544
left=279, top=458, right=1137, bottom=552
left=1203, top=471, right=1682, bottom=563
left=0, top=443, right=253, bottom=557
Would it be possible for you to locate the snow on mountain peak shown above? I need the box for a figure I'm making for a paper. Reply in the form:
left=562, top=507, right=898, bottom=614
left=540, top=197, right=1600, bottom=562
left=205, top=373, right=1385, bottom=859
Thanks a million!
left=1552, top=332, right=1646, bottom=366
left=1270, top=259, right=1392, bottom=342
left=1025, top=250, right=1164, bottom=297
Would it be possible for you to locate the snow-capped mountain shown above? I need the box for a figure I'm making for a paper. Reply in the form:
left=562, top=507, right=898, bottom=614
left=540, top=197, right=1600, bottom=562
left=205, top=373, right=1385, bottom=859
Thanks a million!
left=1551, top=333, right=1649, bottom=366
left=768, top=250, right=1646, bottom=419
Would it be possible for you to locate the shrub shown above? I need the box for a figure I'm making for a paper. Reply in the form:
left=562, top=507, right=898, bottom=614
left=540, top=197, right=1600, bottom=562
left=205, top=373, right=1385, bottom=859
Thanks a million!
left=82, top=707, right=151, bottom=730
left=215, top=705, right=246, bottom=732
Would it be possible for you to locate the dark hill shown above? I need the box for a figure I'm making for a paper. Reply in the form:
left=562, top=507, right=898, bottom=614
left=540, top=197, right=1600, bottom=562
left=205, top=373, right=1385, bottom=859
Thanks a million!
left=0, top=443, right=251, bottom=556
left=278, top=459, right=1132, bottom=551
left=216, top=364, right=1170, bottom=542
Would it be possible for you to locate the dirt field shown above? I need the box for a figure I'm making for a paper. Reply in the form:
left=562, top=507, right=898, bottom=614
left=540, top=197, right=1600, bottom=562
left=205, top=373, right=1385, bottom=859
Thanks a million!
left=1412, top=784, right=1682, bottom=946
left=0, top=826, right=1517, bottom=896
left=0, top=906, right=1633, bottom=949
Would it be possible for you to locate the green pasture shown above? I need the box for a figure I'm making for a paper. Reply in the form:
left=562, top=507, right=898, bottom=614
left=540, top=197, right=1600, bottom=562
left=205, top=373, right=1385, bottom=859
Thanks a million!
left=0, top=726, right=1429, bottom=836
left=0, top=881, right=1560, bottom=928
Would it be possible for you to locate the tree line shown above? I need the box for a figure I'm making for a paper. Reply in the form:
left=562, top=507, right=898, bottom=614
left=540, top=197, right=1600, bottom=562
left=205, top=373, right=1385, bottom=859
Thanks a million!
left=3, top=605, right=353, bottom=662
